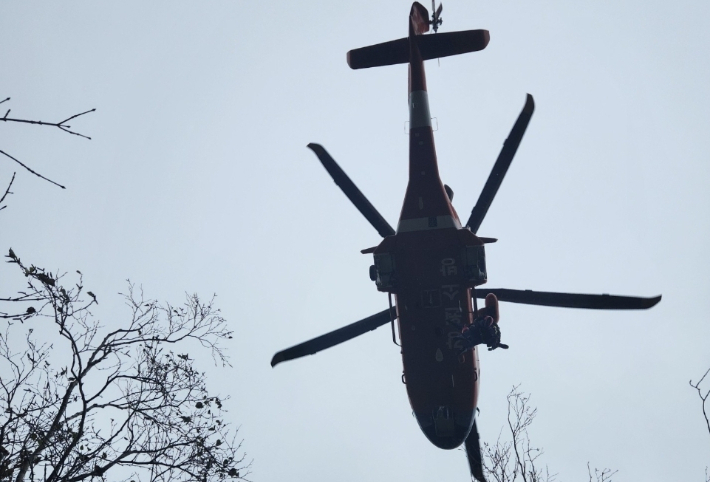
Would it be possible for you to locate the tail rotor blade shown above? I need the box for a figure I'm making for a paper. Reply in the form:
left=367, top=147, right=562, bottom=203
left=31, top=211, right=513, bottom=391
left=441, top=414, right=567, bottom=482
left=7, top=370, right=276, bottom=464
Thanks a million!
left=271, top=307, right=396, bottom=367
left=474, top=288, right=661, bottom=310
left=307, top=143, right=395, bottom=238
left=466, top=94, right=535, bottom=233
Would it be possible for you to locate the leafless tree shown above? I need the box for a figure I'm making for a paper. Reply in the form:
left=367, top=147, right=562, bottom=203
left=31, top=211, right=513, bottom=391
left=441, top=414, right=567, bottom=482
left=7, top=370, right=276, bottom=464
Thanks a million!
left=481, top=386, right=616, bottom=482
left=481, top=386, right=554, bottom=482
left=0, top=249, right=250, bottom=482
left=0, top=97, right=94, bottom=211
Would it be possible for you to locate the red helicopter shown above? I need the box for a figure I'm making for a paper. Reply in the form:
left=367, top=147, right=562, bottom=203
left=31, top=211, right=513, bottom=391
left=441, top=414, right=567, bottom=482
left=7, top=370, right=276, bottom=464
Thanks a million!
left=271, top=3, right=661, bottom=481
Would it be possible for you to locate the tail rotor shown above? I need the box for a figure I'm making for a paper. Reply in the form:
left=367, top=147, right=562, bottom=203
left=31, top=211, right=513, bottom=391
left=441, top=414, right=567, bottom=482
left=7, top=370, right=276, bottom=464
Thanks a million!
left=430, top=1, right=443, bottom=32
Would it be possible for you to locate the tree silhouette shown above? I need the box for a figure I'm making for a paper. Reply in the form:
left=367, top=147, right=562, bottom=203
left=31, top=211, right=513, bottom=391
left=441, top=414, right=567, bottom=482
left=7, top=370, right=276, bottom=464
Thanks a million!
left=0, top=249, right=250, bottom=482
left=481, top=386, right=617, bottom=482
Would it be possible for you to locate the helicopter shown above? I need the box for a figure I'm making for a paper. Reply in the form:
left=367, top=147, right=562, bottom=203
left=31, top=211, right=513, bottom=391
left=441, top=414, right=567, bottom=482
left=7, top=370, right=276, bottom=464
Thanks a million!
left=271, top=3, right=661, bottom=481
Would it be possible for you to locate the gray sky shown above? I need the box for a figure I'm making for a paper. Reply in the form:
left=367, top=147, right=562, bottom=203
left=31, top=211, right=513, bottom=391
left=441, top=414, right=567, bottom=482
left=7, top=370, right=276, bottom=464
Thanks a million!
left=1, top=1, right=709, bottom=480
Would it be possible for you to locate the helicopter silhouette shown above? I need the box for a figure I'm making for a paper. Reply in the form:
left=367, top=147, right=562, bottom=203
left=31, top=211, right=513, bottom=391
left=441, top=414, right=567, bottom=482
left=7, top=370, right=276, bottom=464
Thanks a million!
left=272, top=3, right=661, bottom=480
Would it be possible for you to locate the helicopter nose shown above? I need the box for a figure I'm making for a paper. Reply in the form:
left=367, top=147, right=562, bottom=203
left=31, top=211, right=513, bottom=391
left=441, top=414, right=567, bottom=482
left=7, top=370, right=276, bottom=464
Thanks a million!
left=414, top=408, right=474, bottom=449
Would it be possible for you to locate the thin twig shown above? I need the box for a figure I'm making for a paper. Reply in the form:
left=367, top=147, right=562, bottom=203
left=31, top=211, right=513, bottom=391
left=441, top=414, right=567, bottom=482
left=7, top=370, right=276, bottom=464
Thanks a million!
left=0, top=172, right=16, bottom=210
left=0, top=150, right=65, bottom=189
left=1, top=108, right=95, bottom=140
left=690, top=367, right=710, bottom=437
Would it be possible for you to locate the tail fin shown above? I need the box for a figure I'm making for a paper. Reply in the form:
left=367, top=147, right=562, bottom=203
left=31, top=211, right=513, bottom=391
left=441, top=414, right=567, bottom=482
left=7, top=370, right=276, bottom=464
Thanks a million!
left=346, top=29, right=490, bottom=70
left=410, top=1, right=430, bottom=35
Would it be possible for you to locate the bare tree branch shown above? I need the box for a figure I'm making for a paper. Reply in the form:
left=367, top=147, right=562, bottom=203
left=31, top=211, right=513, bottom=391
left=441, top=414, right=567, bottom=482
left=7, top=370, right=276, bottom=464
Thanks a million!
left=0, top=250, right=250, bottom=482
left=1, top=96, right=95, bottom=211
left=0, top=172, right=16, bottom=211
left=0, top=150, right=65, bottom=189
left=690, top=368, right=710, bottom=437
left=1, top=98, right=95, bottom=140
left=587, top=462, right=617, bottom=482
left=482, top=386, right=554, bottom=482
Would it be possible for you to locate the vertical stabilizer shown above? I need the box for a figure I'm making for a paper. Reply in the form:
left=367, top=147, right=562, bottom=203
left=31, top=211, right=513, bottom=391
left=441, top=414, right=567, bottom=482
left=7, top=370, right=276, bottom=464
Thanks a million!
left=410, top=2, right=430, bottom=36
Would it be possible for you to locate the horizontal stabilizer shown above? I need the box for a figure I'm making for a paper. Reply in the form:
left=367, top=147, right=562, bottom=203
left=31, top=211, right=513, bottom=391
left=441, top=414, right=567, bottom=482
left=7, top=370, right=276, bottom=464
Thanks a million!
left=347, top=29, right=490, bottom=70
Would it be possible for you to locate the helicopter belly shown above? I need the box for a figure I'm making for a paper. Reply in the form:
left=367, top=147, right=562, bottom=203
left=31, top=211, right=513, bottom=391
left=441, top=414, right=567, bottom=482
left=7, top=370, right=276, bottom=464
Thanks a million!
left=400, top=310, right=480, bottom=449
left=392, top=228, right=481, bottom=449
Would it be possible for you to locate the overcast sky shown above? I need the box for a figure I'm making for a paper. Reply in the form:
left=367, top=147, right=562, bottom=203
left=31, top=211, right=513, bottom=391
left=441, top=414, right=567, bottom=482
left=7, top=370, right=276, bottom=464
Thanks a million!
left=1, top=1, right=709, bottom=480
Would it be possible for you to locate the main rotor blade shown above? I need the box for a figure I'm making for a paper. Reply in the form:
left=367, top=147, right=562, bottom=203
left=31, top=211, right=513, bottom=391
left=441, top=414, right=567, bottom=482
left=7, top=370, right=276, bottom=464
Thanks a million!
left=465, top=418, right=486, bottom=482
left=271, top=307, right=396, bottom=367
left=474, top=288, right=661, bottom=310
left=307, top=143, right=395, bottom=238
left=466, top=94, right=535, bottom=233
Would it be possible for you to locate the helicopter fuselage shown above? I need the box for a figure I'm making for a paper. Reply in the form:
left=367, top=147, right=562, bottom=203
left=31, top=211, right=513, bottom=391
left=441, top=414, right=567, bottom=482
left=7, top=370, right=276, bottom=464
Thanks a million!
left=370, top=9, right=491, bottom=449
